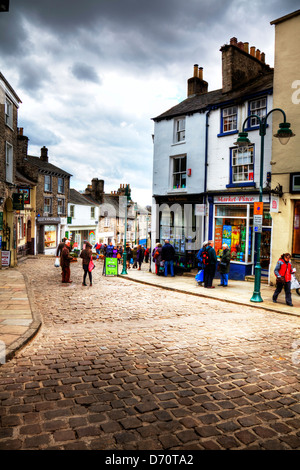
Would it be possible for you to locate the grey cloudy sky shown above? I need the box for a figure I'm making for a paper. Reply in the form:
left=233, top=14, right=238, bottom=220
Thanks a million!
left=0, top=0, right=298, bottom=205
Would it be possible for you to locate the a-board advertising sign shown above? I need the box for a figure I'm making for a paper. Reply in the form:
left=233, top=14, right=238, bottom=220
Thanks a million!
left=105, top=257, right=118, bottom=276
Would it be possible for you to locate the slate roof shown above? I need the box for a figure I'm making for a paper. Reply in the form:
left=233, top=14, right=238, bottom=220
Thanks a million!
left=26, top=155, right=72, bottom=177
left=69, top=189, right=97, bottom=206
left=152, top=71, right=273, bottom=122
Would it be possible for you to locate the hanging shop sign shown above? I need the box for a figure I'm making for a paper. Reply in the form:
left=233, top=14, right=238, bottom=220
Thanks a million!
left=12, top=193, right=24, bottom=210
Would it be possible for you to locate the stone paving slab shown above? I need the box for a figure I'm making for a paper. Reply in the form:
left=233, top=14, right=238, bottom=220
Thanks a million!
left=0, top=257, right=299, bottom=451
left=0, top=268, right=41, bottom=361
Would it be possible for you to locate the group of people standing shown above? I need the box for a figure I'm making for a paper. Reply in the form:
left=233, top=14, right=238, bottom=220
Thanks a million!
left=196, top=241, right=230, bottom=288
left=56, top=238, right=94, bottom=286
left=152, top=240, right=176, bottom=277
left=56, top=236, right=296, bottom=307
left=125, top=244, right=149, bottom=270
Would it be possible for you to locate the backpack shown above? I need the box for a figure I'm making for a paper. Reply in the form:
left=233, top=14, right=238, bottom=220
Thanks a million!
left=202, top=248, right=210, bottom=266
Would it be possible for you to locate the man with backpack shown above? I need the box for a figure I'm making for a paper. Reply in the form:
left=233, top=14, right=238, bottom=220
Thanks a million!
left=203, top=240, right=217, bottom=288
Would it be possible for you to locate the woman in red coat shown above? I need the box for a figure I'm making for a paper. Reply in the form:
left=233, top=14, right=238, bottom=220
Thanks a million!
left=273, top=253, right=293, bottom=306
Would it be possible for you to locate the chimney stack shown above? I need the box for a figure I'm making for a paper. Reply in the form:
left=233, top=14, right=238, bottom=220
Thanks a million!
left=187, top=64, right=208, bottom=97
left=221, top=38, right=271, bottom=93
left=40, top=146, right=48, bottom=162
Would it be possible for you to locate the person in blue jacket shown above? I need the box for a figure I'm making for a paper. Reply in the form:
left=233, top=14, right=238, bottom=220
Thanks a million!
left=203, top=240, right=218, bottom=288
left=196, top=241, right=208, bottom=285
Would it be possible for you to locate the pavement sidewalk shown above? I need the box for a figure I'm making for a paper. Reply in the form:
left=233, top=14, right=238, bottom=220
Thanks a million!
left=0, top=267, right=41, bottom=363
left=120, top=264, right=300, bottom=317
left=0, top=260, right=299, bottom=364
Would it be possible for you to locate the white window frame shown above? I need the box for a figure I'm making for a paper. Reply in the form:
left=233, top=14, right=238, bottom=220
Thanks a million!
left=249, top=97, right=267, bottom=127
left=70, top=205, right=75, bottom=218
left=5, top=98, right=13, bottom=129
left=5, top=142, right=13, bottom=183
left=171, top=155, right=187, bottom=190
left=91, top=207, right=95, bottom=219
left=232, top=146, right=254, bottom=183
left=104, top=217, right=110, bottom=227
left=222, top=106, right=237, bottom=133
left=174, top=117, right=186, bottom=143
left=57, top=198, right=65, bottom=215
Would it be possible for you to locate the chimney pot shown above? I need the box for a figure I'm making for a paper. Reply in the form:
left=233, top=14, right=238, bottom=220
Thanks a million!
left=250, top=46, right=256, bottom=57
left=244, top=42, right=249, bottom=53
left=230, top=37, right=238, bottom=45
left=198, top=67, right=203, bottom=80
left=237, top=41, right=244, bottom=50
left=256, top=49, right=261, bottom=60
left=261, top=52, right=265, bottom=63
left=193, top=64, right=198, bottom=77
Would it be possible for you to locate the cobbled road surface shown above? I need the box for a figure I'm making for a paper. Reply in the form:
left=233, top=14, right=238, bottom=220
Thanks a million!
left=0, top=257, right=299, bottom=450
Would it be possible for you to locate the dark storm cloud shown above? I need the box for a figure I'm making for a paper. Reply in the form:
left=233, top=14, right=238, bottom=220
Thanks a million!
left=71, top=62, right=101, bottom=83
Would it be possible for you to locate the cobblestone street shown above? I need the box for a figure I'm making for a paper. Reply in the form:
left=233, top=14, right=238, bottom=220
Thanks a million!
left=0, top=257, right=300, bottom=450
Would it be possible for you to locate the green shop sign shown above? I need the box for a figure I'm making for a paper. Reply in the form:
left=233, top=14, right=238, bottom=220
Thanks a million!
left=105, top=257, right=118, bottom=276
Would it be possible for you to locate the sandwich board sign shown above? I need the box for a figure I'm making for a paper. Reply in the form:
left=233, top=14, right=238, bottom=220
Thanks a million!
left=105, top=257, right=118, bottom=276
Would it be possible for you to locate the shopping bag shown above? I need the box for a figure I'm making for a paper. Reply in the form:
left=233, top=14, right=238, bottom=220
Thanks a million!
left=54, top=257, right=60, bottom=267
left=195, top=269, right=204, bottom=283
left=88, top=256, right=95, bottom=272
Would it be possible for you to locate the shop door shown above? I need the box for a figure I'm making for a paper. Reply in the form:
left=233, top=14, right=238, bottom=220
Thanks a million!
left=254, top=228, right=271, bottom=277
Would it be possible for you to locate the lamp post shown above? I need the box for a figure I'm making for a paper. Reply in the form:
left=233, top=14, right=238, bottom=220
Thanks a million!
left=234, top=108, right=295, bottom=303
left=121, top=185, right=131, bottom=275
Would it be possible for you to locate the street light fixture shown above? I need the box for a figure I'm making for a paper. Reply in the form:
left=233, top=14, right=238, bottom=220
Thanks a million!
left=121, top=185, right=131, bottom=275
left=234, top=108, right=295, bottom=303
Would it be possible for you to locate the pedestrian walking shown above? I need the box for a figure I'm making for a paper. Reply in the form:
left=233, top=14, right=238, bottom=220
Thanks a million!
left=126, top=244, right=132, bottom=269
left=218, top=243, right=231, bottom=286
left=80, top=241, right=93, bottom=286
left=132, top=245, right=138, bottom=268
left=162, top=239, right=175, bottom=277
left=136, top=244, right=144, bottom=270
left=273, top=253, right=294, bottom=306
left=144, top=247, right=150, bottom=263
left=203, top=240, right=217, bottom=288
left=61, top=240, right=73, bottom=283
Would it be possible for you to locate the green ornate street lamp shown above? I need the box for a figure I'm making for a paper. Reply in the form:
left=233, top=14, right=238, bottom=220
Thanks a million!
left=121, top=185, right=131, bottom=275
left=234, top=108, right=295, bottom=303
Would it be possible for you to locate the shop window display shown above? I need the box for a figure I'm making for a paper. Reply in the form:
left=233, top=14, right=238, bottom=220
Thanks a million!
left=214, top=205, right=251, bottom=262
left=44, top=225, right=57, bottom=249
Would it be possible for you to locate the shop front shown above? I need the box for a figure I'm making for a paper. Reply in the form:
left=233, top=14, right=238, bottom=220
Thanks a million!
left=36, top=217, right=61, bottom=255
left=212, top=194, right=271, bottom=280
left=156, top=196, right=204, bottom=271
